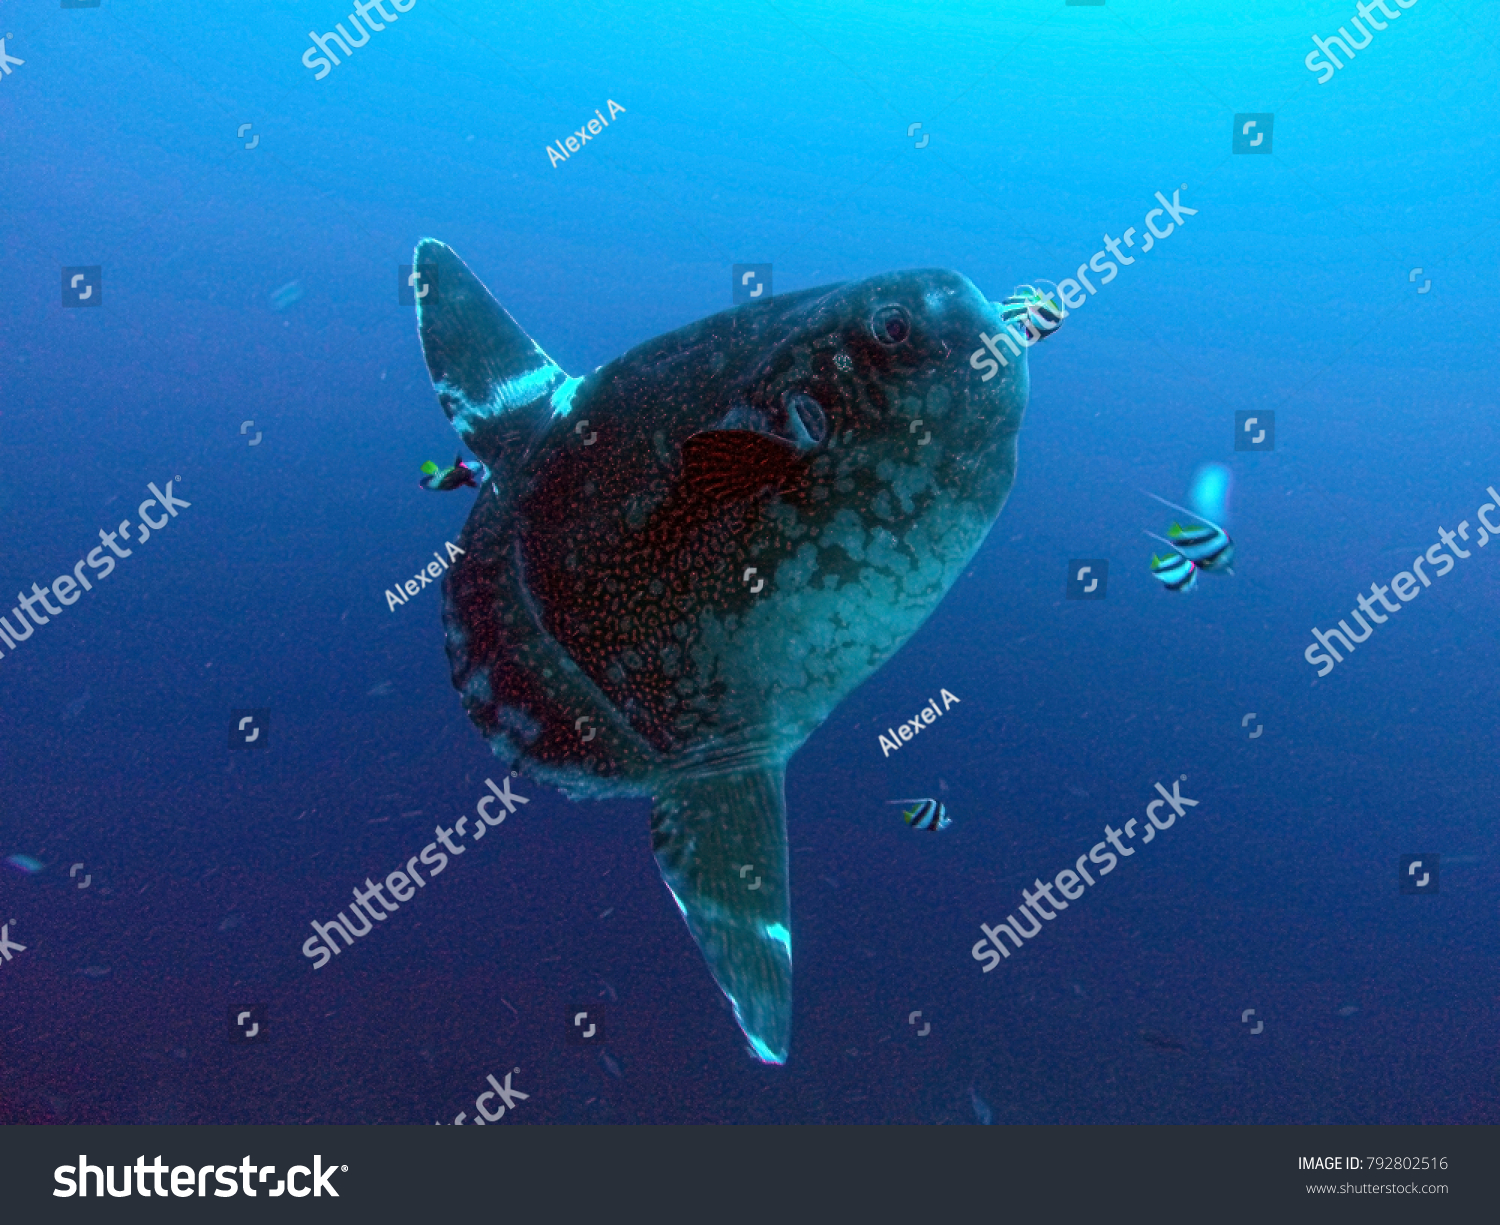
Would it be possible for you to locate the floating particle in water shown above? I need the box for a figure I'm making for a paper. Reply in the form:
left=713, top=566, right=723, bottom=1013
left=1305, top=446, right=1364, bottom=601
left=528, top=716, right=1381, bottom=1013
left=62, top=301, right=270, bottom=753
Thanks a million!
left=62, top=689, right=92, bottom=721
left=5, top=854, right=44, bottom=874
left=970, top=1085, right=993, bottom=1125
left=367, top=681, right=394, bottom=697
left=270, top=281, right=304, bottom=312
left=1139, top=1029, right=1187, bottom=1051
left=1337, top=1004, right=1359, bottom=1017
left=598, top=1051, right=623, bottom=1079
left=218, top=913, right=242, bottom=933
left=77, top=966, right=111, bottom=979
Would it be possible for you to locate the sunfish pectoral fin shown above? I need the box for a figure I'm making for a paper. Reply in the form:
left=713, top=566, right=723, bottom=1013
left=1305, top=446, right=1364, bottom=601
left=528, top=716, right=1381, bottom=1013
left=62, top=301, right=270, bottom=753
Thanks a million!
left=413, top=238, right=569, bottom=475
left=650, top=765, right=792, bottom=1064
left=681, top=430, right=808, bottom=504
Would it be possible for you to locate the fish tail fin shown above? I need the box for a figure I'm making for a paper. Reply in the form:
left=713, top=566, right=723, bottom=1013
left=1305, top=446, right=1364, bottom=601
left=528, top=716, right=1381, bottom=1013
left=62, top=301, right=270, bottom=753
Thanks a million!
left=414, top=238, right=571, bottom=478
left=651, top=765, right=791, bottom=1065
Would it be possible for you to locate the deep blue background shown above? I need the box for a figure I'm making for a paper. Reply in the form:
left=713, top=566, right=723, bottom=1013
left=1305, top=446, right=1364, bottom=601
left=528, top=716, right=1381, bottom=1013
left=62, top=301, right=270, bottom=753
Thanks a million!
left=1, top=0, right=1497, bottom=1124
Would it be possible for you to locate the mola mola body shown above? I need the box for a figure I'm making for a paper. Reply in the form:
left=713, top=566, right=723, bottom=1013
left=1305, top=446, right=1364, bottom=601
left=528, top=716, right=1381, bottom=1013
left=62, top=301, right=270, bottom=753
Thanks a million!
left=411, top=239, right=1053, bottom=1063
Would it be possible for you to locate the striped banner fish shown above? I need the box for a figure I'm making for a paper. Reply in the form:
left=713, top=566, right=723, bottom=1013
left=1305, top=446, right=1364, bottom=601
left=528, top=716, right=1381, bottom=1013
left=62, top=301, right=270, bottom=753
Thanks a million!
left=888, top=798, right=951, bottom=832
left=1145, top=492, right=1235, bottom=572
left=998, top=283, right=1065, bottom=344
left=1149, top=550, right=1198, bottom=592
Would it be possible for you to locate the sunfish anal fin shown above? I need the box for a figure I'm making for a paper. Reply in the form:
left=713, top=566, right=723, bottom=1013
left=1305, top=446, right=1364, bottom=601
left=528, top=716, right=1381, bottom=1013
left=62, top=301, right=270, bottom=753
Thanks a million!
left=650, top=766, right=791, bottom=1064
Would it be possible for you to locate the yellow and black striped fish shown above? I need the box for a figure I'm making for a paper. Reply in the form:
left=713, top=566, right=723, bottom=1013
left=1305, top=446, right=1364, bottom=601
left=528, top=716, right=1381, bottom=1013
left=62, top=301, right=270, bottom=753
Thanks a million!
left=888, top=797, right=950, bottom=831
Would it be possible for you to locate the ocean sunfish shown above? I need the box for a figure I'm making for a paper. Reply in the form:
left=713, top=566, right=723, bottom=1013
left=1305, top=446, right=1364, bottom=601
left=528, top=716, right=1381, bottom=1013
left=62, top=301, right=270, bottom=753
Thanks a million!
left=410, top=240, right=1054, bottom=1063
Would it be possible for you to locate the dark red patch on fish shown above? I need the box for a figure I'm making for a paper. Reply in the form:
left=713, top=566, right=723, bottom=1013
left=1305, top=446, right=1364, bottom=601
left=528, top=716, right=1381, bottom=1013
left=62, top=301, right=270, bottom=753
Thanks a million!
left=681, top=429, right=809, bottom=504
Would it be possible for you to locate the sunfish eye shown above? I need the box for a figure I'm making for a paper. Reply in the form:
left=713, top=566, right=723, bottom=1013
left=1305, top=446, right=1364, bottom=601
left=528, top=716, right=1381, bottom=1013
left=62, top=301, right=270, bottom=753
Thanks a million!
left=870, top=304, right=911, bottom=346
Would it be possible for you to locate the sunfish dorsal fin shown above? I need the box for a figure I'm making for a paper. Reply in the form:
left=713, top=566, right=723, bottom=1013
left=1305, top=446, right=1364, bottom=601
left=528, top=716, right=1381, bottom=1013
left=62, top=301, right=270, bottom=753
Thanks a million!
left=413, top=238, right=569, bottom=476
left=650, top=766, right=792, bottom=1064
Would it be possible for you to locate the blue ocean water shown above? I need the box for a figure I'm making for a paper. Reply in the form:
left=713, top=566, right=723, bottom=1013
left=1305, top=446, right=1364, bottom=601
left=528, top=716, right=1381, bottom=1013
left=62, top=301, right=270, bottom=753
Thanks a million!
left=2, top=0, right=1497, bottom=1125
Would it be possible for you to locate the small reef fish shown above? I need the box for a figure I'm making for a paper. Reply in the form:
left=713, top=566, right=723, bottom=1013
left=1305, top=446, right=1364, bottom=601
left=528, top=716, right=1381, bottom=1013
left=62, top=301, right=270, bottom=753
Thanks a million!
left=1144, top=491, right=1235, bottom=574
left=419, top=455, right=488, bottom=492
left=970, top=1084, right=994, bottom=1125
left=1149, top=550, right=1198, bottom=593
left=998, top=283, right=1065, bottom=343
left=888, top=798, right=950, bottom=831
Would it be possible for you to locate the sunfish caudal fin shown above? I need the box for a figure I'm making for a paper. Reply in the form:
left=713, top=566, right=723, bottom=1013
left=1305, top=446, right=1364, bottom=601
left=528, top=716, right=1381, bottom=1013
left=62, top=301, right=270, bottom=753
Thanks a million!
left=651, top=766, right=792, bottom=1064
left=413, top=238, right=571, bottom=476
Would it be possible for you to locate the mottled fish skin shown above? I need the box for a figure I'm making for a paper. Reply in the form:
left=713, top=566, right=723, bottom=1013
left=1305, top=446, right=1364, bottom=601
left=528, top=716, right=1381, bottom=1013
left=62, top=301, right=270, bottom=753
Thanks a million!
left=414, top=240, right=1040, bottom=1062
left=434, top=262, right=1028, bottom=787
